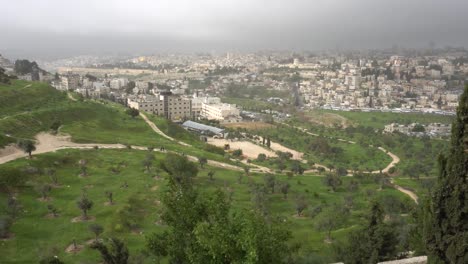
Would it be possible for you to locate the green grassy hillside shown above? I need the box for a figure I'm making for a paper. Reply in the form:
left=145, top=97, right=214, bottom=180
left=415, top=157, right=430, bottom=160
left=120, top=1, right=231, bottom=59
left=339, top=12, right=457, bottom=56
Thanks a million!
left=0, top=81, right=177, bottom=149
left=0, top=149, right=414, bottom=263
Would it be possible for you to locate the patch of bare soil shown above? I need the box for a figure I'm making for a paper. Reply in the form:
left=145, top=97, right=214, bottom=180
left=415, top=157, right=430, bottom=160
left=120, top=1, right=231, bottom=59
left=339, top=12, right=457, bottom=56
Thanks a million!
left=44, top=213, right=59, bottom=219
left=71, top=216, right=96, bottom=223
left=85, top=238, right=102, bottom=245
left=103, top=202, right=115, bottom=206
left=292, top=214, right=307, bottom=219
left=37, top=197, right=53, bottom=202
left=151, top=185, right=159, bottom=191
left=65, top=243, right=84, bottom=254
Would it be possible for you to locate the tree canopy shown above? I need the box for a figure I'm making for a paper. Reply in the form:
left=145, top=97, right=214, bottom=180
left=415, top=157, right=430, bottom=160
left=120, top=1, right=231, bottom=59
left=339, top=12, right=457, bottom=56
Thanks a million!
left=424, top=84, right=468, bottom=263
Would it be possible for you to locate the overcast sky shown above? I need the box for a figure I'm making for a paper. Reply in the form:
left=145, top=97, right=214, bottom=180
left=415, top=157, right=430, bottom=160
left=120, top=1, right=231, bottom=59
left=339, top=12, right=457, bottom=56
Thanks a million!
left=2, top=0, right=468, bottom=59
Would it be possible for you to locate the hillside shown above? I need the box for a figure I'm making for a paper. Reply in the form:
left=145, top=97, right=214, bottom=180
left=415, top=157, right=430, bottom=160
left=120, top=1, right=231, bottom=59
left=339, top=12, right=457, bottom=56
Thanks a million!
left=0, top=80, right=427, bottom=263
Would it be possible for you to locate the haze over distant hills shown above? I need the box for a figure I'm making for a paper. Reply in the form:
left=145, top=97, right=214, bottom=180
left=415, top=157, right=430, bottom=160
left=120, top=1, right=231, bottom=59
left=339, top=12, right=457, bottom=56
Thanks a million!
left=2, top=0, right=468, bottom=59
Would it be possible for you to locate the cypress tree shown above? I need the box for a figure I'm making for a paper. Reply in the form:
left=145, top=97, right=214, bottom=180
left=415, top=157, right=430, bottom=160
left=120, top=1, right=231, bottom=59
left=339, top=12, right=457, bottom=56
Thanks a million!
left=425, top=85, right=468, bottom=263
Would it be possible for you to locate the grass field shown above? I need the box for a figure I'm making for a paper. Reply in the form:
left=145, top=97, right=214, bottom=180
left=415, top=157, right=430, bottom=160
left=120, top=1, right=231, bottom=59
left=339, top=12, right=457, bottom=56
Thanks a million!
left=307, top=109, right=454, bottom=129
left=257, top=125, right=392, bottom=171
left=0, top=149, right=414, bottom=263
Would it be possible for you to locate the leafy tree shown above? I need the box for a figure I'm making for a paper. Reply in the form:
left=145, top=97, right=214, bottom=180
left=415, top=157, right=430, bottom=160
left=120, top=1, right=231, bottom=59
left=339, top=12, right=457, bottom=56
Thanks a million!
left=323, top=173, right=342, bottom=192
left=159, top=153, right=198, bottom=184
left=0, top=167, right=29, bottom=194
left=17, top=139, right=36, bottom=159
left=315, top=208, right=340, bottom=242
left=207, top=170, right=215, bottom=181
left=50, top=120, right=61, bottom=133
left=412, top=124, right=425, bottom=132
left=264, top=174, right=276, bottom=193
left=125, top=108, right=139, bottom=118
left=257, top=153, right=267, bottom=162
left=232, top=149, right=243, bottom=158
left=336, top=202, right=399, bottom=263
left=243, top=166, right=250, bottom=176
left=76, top=192, right=93, bottom=220
left=147, top=176, right=292, bottom=263
left=280, top=182, right=290, bottom=199
left=14, top=59, right=39, bottom=75
left=91, top=238, right=129, bottom=264
left=198, top=157, right=207, bottom=168
left=295, top=195, right=308, bottom=216
left=424, top=85, right=468, bottom=263
left=142, top=153, right=154, bottom=172
left=89, top=223, right=104, bottom=242
left=0, top=67, right=11, bottom=84
left=291, top=160, right=304, bottom=175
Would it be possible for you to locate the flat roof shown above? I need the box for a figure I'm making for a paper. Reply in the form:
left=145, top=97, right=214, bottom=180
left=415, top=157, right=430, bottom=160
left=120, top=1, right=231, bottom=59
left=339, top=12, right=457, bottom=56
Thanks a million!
left=182, top=120, right=224, bottom=134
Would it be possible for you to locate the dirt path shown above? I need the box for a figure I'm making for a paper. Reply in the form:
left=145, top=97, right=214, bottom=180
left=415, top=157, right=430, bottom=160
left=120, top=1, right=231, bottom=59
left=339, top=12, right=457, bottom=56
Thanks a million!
left=391, top=179, right=419, bottom=204
left=0, top=133, right=248, bottom=173
left=139, top=113, right=191, bottom=147
left=67, top=92, right=77, bottom=101
left=280, top=123, right=400, bottom=174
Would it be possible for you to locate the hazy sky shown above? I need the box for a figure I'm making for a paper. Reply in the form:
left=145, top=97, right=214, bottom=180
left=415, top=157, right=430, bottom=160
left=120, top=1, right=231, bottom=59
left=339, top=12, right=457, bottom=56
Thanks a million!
left=2, top=0, right=468, bottom=58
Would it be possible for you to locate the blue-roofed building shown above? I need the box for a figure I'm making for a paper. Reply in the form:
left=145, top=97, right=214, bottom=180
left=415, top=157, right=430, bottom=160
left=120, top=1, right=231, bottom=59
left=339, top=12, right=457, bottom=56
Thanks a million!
left=182, top=120, right=225, bottom=137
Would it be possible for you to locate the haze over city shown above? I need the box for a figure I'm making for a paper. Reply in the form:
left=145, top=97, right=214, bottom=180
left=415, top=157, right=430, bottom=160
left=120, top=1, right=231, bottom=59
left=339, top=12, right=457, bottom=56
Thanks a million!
left=2, top=0, right=468, bottom=58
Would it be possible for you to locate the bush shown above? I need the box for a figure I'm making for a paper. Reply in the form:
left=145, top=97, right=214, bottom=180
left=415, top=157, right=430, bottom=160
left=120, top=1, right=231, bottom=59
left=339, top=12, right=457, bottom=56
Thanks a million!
left=203, top=144, right=225, bottom=156
left=232, top=149, right=243, bottom=158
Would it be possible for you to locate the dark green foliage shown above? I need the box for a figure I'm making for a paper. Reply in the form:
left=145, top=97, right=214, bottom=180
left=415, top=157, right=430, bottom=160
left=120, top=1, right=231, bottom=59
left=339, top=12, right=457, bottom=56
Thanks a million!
left=90, top=238, right=129, bottom=264
left=203, top=144, right=225, bottom=155
left=17, top=139, right=36, bottom=158
left=159, top=153, right=198, bottom=184
left=147, top=158, right=292, bottom=263
left=425, top=85, right=468, bottom=263
left=257, top=153, right=267, bottom=162
left=0, top=67, right=11, bottom=84
left=412, top=124, right=425, bottom=132
left=0, top=167, right=29, bottom=193
left=39, top=256, right=65, bottom=264
left=232, top=149, right=243, bottom=157
left=14, top=59, right=39, bottom=75
left=336, top=202, right=399, bottom=263
left=125, top=108, right=139, bottom=118
left=323, top=173, right=342, bottom=192
left=50, top=120, right=61, bottom=132
left=76, top=192, right=93, bottom=219
left=198, top=156, right=207, bottom=168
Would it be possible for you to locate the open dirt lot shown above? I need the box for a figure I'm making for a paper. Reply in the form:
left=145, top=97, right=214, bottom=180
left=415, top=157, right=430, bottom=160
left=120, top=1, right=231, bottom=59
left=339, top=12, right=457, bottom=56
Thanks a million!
left=207, top=138, right=277, bottom=159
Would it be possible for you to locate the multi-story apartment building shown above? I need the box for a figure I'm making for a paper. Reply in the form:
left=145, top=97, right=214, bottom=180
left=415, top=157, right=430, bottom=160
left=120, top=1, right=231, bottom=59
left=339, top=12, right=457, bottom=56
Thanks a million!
left=61, top=73, right=80, bottom=90
left=201, top=103, right=241, bottom=123
left=127, top=92, right=191, bottom=121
